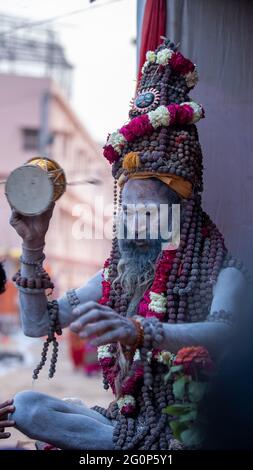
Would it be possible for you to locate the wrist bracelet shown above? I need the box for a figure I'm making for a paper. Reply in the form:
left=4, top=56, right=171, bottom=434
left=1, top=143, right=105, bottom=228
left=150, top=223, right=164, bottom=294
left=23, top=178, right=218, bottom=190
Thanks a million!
left=66, top=288, right=80, bottom=309
left=22, top=243, right=45, bottom=252
left=130, top=318, right=144, bottom=351
left=206, top=309, right=234, bottom=325
left=20, top=254, right=45, bottom=266
left=15, top=285, right=46, bottom=294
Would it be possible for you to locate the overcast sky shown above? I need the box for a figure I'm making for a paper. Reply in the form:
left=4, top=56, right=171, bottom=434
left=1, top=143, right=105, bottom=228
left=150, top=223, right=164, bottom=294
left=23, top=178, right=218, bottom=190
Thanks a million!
left=0, top=0, right=137, bottom=143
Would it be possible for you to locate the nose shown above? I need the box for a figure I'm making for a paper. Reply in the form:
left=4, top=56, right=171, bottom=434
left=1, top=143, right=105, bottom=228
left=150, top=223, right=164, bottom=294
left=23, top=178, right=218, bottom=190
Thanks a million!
left=123, top=212, right=148, bottom=239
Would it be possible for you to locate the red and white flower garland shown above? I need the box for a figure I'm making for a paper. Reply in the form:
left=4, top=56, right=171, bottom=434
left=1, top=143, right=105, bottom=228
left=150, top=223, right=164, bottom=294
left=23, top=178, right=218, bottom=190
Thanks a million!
left=143, top=48, right=198, bottom=89
left=97, top=250, right=177, bottom=416
left=103, top=101, right=204, bottom=164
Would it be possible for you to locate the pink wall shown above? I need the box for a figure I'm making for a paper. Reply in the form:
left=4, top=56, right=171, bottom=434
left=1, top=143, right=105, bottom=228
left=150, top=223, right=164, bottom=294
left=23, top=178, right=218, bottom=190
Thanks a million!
left=0, top=75, right=51, bottom=173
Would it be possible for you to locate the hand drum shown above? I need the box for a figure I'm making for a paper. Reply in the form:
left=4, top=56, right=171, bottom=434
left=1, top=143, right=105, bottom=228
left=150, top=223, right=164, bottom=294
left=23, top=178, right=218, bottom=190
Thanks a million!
left=5, top=157, right=66, bottom=216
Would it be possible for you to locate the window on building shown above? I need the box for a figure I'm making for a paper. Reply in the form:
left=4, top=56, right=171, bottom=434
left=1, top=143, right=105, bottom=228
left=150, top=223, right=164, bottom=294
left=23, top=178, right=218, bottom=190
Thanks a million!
left=22, top=128, right=39, bottom=151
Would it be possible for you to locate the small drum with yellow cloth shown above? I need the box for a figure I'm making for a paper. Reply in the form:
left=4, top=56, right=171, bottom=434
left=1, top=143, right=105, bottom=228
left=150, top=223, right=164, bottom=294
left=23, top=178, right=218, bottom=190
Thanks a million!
left=5, top=157, right=66, bottom=216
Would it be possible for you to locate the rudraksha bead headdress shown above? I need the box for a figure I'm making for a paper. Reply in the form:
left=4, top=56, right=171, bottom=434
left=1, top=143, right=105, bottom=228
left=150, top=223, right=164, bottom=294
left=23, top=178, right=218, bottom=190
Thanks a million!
left=103, top=39, right=204, bottom=199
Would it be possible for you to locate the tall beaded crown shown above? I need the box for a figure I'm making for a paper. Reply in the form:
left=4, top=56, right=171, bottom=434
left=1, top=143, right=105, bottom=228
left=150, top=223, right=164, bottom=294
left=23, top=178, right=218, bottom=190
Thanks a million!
left=103, top=39, right=205, bottom=196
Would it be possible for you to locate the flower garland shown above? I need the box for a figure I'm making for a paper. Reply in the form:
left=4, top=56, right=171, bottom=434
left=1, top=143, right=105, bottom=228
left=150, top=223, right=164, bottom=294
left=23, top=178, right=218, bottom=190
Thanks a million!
left=98, top=258, right=111, bottom=305
left=97, top=251, right=177, bottom=415
left=103, top=102, right=204, bottom=164
left=138, top=249, right=177, bottom=320
left=142, top=48, right=198, bottom=89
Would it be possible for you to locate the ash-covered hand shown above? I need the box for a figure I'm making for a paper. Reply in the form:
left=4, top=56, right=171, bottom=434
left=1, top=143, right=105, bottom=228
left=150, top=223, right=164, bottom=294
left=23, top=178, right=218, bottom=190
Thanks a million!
left=0, top=399, right=15, bottom=439
left=9, top=203, right=55, bottom=248
left=70, top=301, right=138, bottom=347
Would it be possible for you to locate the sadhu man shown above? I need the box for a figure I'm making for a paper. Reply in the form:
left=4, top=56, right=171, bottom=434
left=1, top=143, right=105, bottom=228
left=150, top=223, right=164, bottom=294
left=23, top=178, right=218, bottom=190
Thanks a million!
left=9, top=40, right=246, bottom=449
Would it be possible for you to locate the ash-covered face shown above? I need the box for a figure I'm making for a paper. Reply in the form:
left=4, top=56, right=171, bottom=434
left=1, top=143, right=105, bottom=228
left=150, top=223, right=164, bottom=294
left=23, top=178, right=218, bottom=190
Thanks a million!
left=115, top=178, right=181, bottom=303
left=118, top=178, right=181, bottom=252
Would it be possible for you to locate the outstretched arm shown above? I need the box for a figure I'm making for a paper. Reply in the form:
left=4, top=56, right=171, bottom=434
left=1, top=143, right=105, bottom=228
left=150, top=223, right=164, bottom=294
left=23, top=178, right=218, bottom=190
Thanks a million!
left=69, top=267, right=246, bottom=358
left=159, top=267, right=246, bottom=357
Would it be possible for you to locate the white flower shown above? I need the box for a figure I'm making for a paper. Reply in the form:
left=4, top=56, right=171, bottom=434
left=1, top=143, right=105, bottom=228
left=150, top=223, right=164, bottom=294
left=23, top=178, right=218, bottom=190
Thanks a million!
left=149, top=291, right=167, bottom=313
left=185, top=66, right=198, bottom=88
left=148, top=105, right=171, bottom=129
left=108, top=131, right=126, bottom=153
left=97, top=344, right=113, bottom=360
left=187, top=101, right=204, bottom=123
left=146, top=50, right=156, bottom=63
left=103, top=267, right=109, bottom=281
left=158, top=351, right=174, bottom=364
left=133, top=349, right=141, bottom=362
left=141, top=60, right=149, bottom=74
left=156, top=48, right=174, bottom=66
left=117, top=395, right=136, bottom=410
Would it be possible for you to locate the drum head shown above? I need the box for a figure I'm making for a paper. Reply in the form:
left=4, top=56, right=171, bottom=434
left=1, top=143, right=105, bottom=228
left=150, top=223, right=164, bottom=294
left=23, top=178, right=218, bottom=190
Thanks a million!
left=5, top=165, right=54, bottom=216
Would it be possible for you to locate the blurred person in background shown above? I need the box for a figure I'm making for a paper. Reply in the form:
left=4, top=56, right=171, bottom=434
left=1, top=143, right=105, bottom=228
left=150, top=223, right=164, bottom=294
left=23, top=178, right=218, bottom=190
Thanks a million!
left=0, top=262, right=6, bottom=295
left=0, top=262, right=16, bottom=440
left=68, top=331, right=100, bottom=376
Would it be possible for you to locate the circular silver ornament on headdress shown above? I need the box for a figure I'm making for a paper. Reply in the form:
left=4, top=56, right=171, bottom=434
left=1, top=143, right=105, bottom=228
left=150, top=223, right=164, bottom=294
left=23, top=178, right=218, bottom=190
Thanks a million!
left=130, top=87, right=160, bottom=114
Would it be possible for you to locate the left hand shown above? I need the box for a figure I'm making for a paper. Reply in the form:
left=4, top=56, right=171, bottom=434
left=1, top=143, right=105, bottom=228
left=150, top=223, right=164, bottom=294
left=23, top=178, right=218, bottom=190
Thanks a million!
left=70, top=301, right=138, bottom=347
left=0, top=399, right=15, bottom=439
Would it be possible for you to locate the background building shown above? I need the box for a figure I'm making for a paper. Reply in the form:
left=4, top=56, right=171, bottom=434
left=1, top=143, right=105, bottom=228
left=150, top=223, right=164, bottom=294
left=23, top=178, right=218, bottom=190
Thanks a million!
left=0, top=13, right=112, bottom=325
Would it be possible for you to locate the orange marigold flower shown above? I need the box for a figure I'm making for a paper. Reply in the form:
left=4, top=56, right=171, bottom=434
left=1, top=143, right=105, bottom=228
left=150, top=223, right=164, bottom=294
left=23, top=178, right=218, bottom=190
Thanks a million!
left=174, top=346, right=214, bottom=376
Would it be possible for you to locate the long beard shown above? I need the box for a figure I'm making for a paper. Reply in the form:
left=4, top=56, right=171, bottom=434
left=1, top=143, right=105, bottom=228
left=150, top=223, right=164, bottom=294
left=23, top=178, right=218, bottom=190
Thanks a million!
left=112, top=239, right=162, bottom=396
left=114, top=239, right=162, bottom=315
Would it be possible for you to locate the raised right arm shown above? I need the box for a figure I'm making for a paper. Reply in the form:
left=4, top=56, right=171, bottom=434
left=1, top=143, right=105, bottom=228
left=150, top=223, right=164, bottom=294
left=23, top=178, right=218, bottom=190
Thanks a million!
left=9, top=206, right=103, bottom=338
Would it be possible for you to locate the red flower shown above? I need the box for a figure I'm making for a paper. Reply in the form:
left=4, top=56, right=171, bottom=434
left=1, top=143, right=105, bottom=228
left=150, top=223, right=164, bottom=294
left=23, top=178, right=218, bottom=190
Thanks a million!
left=99, top=357, right=115, bottom=368
left=138, top=290, right=150, bottom=317
left=167, top=104, right=177, bottom=125
left=170, top=52, right=195, bottom=75
left=99, top=280, right=111, bottom=304
left=176, top=104, right=194, bottom=125
left=121, top=366, right=144, bottom=395
left=119, top=124, right=135, bottom=142
left=120, top=114, right=153, bottom=142
left=120, top=404, right=136, bottom=416
left=151, top=250, right=176, bottom=293
left=103, top=145, right=119, bottom=164
left=174, top=346, right=214, bottom=376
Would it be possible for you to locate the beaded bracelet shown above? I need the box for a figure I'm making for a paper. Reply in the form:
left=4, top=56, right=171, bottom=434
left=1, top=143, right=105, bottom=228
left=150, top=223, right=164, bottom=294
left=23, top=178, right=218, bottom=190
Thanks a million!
left=206, top=309, right=234, bottom=326
left=20, top=254, right=45, bottom=266
left=140, top=318, right=166, bottom=388
left=66, top=288, right=80, bottom=309
left=13, top=253, right=54, bottom=291
left=15, top=285, right=46, bottom=294
left=13, top=269, right=54, bottom=290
